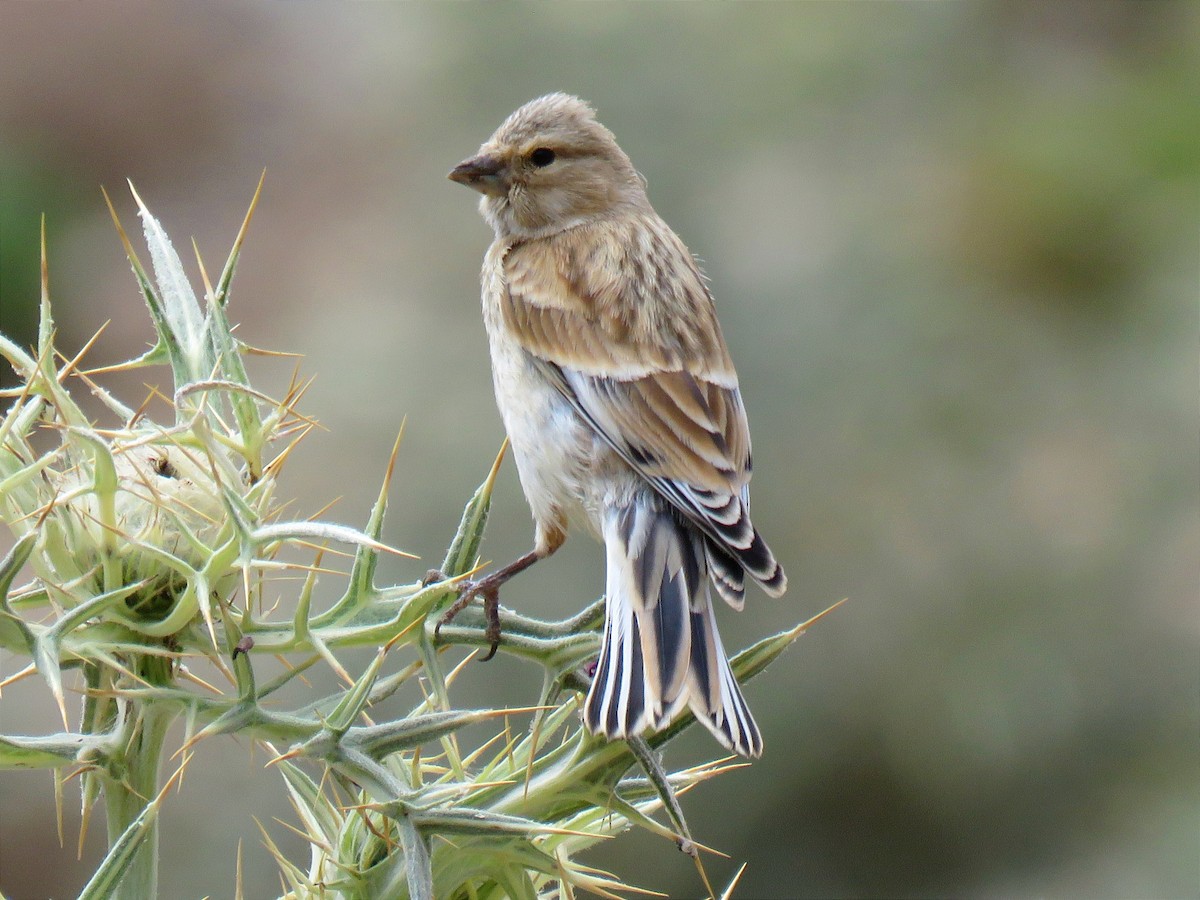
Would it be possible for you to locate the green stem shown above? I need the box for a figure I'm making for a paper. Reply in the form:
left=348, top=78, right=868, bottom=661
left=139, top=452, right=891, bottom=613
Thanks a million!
left=103, top=654, right=178, bottom=900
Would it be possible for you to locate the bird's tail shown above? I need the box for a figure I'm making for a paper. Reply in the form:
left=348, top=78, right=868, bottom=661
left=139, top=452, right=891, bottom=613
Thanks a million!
left=583, top=497, right=763, bottom=758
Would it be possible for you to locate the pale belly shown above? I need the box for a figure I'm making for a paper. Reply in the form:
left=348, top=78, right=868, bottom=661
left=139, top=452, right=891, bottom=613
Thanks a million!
left=486, top=322, right=606, bottom=543
left=479, top=241, right=639, bottom=547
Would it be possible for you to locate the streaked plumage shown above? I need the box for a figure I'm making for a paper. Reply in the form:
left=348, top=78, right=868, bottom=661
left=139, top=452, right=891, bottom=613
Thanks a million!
left=449, top=93, right=785, bottom=757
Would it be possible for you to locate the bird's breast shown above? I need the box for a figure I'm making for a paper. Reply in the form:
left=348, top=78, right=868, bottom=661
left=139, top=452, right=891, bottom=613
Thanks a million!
left=481, top=260, right=610, bottom=538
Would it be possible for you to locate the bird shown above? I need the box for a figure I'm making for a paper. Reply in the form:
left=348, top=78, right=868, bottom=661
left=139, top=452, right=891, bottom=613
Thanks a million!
left=445, top=93, right=786, bottom=757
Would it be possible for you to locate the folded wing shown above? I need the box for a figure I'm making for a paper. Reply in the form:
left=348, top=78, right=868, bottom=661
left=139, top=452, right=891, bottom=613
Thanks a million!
left=499, top=218, right=786, bottom=598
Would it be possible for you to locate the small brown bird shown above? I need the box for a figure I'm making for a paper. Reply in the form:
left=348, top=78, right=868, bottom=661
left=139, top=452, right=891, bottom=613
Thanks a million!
left=447, top=93, right=786, bottom=757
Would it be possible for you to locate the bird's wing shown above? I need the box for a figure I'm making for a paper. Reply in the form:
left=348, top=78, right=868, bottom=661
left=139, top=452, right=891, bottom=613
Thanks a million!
left=499, top=217, right=785, bottom=596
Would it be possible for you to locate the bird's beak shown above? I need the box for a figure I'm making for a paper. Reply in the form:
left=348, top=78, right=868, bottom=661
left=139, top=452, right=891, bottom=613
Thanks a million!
left=448, top=154, right=506, bottom=196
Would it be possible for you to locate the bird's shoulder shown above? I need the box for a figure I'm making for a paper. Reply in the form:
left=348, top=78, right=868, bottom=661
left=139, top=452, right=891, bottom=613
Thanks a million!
left=497, top=214, right=736, bottom=383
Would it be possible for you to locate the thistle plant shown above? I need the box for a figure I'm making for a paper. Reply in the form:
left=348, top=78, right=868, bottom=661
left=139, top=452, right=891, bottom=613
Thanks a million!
left=0, top=183, right=828, bottom=899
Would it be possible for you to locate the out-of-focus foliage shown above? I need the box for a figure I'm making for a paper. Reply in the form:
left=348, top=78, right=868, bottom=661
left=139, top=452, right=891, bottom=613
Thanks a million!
left=0, top=161, right=89, bottom=357
left=1, top=3, right=1195, bottom=898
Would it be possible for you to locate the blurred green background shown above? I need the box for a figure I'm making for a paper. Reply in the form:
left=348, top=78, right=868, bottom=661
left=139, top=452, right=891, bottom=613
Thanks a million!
left=1, top=3, right=1196, bottom=898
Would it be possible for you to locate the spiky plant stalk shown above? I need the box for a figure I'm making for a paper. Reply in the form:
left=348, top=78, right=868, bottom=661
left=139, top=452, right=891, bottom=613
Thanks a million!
left=0, top=183, right=830, bottom=899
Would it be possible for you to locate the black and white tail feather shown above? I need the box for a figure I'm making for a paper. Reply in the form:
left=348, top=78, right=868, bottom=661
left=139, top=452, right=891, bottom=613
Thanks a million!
left=583, top=496, right=765, bottom=758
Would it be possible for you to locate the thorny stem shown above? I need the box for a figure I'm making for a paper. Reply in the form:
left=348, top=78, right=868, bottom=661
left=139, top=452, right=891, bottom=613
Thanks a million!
left=101, top=654, right=178, bottom=900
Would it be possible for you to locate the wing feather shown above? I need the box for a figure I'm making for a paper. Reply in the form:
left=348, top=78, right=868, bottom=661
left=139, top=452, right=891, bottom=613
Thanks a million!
left=499, top=216, right=786, bottom=596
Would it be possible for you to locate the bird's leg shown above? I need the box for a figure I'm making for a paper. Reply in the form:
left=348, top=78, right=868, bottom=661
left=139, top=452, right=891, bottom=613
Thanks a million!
left=434, top=550, right=539, bottom=658
left=433, top=520, right=566, bottom=660
left=433, top=523, right=565, bottom=660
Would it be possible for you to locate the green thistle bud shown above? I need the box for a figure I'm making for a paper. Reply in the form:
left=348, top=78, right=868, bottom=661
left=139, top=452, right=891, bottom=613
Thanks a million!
left=46, top=438, right=232, bottom=628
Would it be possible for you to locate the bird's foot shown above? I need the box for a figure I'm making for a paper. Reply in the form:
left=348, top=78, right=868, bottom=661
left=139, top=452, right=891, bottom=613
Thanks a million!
left=433, top=573, right=503, bottom=661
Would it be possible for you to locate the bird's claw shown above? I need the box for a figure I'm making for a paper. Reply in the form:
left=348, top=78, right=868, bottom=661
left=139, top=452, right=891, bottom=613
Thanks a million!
left=433, top=577, right=502, bottom=661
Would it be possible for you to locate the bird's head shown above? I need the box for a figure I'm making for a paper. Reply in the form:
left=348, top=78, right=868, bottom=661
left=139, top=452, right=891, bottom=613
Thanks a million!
left=449, top=93, right=648, bottom=239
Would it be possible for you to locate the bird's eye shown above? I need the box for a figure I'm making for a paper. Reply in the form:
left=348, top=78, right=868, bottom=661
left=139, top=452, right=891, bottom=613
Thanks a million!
left=529, top=147, right=556, bottom=167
